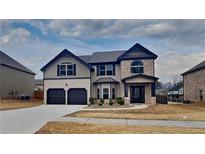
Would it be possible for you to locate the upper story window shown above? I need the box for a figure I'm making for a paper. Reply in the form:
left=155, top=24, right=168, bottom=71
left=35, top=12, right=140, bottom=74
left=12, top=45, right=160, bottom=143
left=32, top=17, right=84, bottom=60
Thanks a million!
left=57, top=63, right=76, bottom=76
left=97, top=64, right=115, bottom=76
left=59, top=64, right=66, bottom=76
left=131, top=60, right=144, bottom=74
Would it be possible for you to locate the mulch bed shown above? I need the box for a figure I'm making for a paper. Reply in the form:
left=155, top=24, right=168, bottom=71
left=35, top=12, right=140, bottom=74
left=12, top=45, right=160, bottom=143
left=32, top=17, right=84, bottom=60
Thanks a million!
left=85, top=103, right=134, bottom=109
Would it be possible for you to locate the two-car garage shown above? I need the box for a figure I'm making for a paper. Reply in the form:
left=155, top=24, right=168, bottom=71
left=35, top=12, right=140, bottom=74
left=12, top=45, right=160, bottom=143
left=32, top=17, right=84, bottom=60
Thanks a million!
left=47, top=88, right=87, bottom=105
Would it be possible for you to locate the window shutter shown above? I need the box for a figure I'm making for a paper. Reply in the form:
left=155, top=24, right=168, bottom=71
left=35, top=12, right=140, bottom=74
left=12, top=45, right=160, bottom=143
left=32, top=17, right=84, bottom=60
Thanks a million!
left=73, top=64, right=76, bottom=76
left=113, top=64, right=115, bottom=75
left=97, top=65, right=99, bottom=76
left=57, top=65, right=60, bottom=76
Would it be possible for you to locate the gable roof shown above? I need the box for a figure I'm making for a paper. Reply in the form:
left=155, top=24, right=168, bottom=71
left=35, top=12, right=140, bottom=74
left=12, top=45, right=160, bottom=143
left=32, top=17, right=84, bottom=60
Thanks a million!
left=121, top=74, right=159, bottom=82
left=117, top=43, right=158, bottom=60
left=182, top=60, right=205, bottom=75
left=93, top=77, right=119, bottom=84
left=88, top=43, right=158, bottom=64
left=0, top=50, right=35, bottom=75
left=40, top=49, right=93, bottom=71
left=40, top=43, right=158, bottom=71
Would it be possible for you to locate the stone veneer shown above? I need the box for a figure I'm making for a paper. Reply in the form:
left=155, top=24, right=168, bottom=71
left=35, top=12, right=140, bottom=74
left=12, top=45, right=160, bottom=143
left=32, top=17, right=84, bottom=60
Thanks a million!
left=90, top=59, right=157, bottom=105
left=125, top=83, right=156, bottom=105
left=120, top=59, right=154, bottom=79
left=183, top=69, right=205, bottom=102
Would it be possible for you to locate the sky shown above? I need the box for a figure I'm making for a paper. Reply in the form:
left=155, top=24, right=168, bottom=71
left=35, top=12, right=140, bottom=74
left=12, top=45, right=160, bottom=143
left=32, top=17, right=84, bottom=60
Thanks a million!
left=0, top=19, right=205, bottom=82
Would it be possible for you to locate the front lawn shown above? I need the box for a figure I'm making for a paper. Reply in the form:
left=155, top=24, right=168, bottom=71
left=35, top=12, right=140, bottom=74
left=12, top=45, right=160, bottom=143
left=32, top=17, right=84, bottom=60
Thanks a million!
left=0, top=99, right=43, bottom=110
left=67, top=102, right=205, bottom=121
left=36, top=121, right=205, bottom=134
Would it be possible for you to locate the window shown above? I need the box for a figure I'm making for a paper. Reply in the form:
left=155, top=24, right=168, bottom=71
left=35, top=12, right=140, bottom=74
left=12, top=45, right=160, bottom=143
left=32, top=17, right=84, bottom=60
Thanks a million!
left=112, top=88, right=115, bottom=99
left=103, top=88, right=109, bottom=99
left=58, top=64, right=76, bottom=76
left=59, top=65, right=66, bottom=76
left=97, top=88, right=100, bottom=99
left=67, top=64, right=74, bottom=75
left=97, top=64, right=115, bottom=76
left=99, top=65, right=105, bottom=76
left=131, top=60, right=144, bottom=74
left=107, top=65, right=113, bottom=75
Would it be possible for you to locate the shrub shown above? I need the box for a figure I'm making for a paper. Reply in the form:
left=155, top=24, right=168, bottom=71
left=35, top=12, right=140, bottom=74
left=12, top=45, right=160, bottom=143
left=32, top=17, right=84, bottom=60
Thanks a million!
left=116, top=97, right=124, bottom=105
left=89, top=97, right=95, bottom=105
left=183, top=100, right=191, bottom=104
left=109, top=99, right=113, bottom=106
left=99, top=98, right=104, bottom=106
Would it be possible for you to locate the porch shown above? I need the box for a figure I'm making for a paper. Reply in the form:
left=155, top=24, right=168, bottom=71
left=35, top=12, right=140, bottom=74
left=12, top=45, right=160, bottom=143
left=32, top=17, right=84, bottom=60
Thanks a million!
left=122, top=74, right=159, bottom=105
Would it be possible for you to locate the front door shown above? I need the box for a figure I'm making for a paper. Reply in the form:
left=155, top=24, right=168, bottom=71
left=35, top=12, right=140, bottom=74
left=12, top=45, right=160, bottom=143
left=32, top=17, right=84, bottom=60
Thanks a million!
left=130, top=86, right=145, bottom=103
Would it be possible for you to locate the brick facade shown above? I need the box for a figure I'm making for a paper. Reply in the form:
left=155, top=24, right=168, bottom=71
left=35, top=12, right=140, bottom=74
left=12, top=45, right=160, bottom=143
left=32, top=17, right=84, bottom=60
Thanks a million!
left=183, top=69, right=205, bottom=102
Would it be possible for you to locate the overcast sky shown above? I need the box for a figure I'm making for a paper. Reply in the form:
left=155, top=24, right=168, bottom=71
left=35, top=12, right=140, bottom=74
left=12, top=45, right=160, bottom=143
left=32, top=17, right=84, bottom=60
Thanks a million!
left=0, top=19, right=205, bottom=82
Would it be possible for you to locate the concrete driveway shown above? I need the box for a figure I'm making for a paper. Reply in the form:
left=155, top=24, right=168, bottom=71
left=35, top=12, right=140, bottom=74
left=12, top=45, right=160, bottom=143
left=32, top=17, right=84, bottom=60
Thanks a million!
left=0, top=105, right=85, bottom=134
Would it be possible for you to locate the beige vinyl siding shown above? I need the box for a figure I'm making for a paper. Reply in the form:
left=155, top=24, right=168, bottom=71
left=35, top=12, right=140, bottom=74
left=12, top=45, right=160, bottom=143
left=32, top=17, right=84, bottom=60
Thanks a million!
left=44, top=56, right=90, bottom=79
left=0, top=65, right=34, bottom=97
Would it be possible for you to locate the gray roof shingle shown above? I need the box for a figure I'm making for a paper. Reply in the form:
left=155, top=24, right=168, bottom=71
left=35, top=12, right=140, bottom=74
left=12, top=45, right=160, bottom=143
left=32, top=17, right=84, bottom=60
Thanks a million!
left=0, top=50, right=35, bottom=75
left=88, top=50, right=126, bottom=63
left=182, top=60, right=205, bottom=75
left=78, top=55, right=91, bottom=63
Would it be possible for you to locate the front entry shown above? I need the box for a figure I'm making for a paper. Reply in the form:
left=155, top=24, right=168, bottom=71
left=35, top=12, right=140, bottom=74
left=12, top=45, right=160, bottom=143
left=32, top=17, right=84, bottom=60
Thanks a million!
left=130, top=86, right=145, bottom=103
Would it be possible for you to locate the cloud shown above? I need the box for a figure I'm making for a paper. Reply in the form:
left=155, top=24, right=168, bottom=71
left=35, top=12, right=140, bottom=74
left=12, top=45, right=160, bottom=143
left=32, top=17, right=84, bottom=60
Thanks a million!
left=0, top=28, right=31, bottom=47
left=22, top=19, right=205, bottom=48
left=1, top=19, right=205, bottom=81
left=156, top=51, right=205, bottom=82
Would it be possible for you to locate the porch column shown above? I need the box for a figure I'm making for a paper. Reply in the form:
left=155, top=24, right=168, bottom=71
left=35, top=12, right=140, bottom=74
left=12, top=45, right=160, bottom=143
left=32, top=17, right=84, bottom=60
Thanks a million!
left=100, top=83, right=102, bottom=99
left=110, top=83, right=111, bottom=99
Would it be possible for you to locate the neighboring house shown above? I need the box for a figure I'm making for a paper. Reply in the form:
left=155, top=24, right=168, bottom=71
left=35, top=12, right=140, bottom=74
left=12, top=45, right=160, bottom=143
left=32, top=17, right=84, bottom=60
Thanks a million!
left=41, top=43, right=159, bottom=105
left=182, top=60, right=205, bottom=102
left=156, top=89, right=169, bottom=96
left=0, top=51, right=35, bottom=98
left=34, top=79, right=43, bottom=91
left=167, top=87, right=183, bottom=102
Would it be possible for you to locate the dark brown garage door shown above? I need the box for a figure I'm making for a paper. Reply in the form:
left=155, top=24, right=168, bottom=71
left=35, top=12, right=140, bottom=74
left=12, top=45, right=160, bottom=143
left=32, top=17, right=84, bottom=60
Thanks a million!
left=68, top=88, right=87, bottom=105
left=47, top=88, right=65, bottom=104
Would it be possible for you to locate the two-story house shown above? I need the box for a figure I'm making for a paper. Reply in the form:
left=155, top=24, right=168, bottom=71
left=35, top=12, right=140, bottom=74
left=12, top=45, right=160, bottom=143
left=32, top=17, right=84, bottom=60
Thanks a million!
left=40, top=43, right=159, bottom=105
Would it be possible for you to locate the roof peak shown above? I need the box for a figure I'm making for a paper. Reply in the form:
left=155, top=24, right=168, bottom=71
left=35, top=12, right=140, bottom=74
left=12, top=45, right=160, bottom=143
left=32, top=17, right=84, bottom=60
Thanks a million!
left=0, top=50, right=35, bottom=75
left=182, top=60, right=205, bottom=75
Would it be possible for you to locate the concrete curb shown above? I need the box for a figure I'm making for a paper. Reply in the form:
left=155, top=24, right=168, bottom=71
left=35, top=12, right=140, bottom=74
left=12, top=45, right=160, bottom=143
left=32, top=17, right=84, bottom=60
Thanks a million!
left=55, top=117, right=205, bottom=129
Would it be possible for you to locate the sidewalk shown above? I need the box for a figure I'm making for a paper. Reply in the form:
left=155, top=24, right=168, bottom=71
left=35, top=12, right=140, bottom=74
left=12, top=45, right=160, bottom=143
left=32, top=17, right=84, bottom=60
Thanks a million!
left=55, top=117, right=205, bottom=128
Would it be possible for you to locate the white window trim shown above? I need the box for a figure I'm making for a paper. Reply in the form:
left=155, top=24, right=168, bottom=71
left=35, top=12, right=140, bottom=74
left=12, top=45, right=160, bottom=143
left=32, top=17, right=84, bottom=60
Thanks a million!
left=98, top=64, right=114, bottom=76
left=59, top=64, right=66, bottom=76
left=106, top=64, right=114, bottom=76
left=59, top=63, right=74, bottom=76
left=67, top=64, right=74, bottom=76
left=131, top=62, right=144, bottom=74
left=103, top=88, right=109, bottom=99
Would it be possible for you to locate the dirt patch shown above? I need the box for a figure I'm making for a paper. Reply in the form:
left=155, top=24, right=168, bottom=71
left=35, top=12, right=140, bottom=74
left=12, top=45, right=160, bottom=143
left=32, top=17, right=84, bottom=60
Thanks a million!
left=0, top=99, right=43, bottom=110
left=36, top=121, right=205, bottom=134
left=68, top=102, right=205, bottom=121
